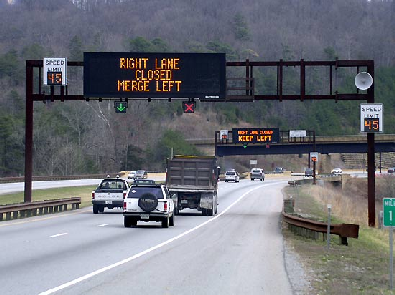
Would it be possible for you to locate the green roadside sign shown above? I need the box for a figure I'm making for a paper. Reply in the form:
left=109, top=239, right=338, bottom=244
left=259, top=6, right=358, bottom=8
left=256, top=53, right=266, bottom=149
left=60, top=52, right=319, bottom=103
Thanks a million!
left=383, top=198, right=395, bottom=226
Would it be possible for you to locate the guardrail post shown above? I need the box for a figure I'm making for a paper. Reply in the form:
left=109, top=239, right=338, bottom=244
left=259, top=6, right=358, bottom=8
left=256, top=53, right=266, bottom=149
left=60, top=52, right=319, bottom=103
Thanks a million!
left=0, top=213, right=2, bottom=221
left=49, top=207, right=53, bottom=214
left=63, top=204, right=67, bottom=211
left=6, top=212, right=11, bottom=220
left=44, top=207, right=48, bottom=214
left=13, top=211, right=18, bottom=219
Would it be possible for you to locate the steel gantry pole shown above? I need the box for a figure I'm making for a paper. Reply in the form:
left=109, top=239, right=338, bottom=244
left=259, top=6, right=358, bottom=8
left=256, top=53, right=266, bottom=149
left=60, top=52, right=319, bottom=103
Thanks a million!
left=24, top=61, right=34, bottom=203
left=367, top=61, right=375, bottom=227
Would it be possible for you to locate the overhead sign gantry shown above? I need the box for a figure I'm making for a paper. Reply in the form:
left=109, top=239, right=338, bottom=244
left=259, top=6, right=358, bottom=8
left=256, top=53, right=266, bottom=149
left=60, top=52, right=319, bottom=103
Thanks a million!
left=24, top=56, right=377, bottom=226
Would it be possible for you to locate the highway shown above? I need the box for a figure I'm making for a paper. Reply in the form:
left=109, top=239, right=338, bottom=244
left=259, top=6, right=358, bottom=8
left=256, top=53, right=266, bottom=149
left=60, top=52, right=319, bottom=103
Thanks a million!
left=0, top=178, right=293, bottom=295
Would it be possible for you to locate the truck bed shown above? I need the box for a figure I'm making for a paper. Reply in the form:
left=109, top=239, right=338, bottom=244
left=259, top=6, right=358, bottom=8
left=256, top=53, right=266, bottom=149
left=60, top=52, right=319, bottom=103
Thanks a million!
left=166, top=156, right=217, bottom=190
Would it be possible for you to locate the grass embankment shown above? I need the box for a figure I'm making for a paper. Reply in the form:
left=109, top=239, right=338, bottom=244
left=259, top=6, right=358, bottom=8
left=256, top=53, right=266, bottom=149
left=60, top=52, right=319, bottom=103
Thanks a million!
left=0, top=186, right=96, bottom=208
left=284, top=183, right=394, bottom=294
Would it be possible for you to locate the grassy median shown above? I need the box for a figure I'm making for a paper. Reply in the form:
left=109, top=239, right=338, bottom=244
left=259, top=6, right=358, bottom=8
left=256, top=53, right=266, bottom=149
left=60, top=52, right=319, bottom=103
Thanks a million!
left=283, top=181, right=395, bottom=294
left=0, top=186, right=96, bottom=208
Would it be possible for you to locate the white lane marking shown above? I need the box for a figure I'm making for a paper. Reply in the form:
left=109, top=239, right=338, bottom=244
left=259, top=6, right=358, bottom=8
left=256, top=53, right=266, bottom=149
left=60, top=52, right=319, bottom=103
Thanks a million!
left=98, top=224, right=108, bottom=227
left=39, top=183, right=275, bottom=295
left=50, top=233, right=68, bottom=238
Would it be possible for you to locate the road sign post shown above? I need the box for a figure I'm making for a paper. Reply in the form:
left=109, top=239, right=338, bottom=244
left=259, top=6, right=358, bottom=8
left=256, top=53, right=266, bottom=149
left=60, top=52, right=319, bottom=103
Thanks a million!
left=327, top=204, right=332, bottom=251
left=310, top=152, right=318, bottom=185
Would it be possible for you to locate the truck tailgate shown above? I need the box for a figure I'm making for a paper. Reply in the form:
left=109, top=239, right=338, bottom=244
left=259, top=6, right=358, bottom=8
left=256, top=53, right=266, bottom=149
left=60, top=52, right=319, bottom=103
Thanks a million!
left=167, top=157, right=216, bottom=189
left=94, top=190, right=123, bottom=200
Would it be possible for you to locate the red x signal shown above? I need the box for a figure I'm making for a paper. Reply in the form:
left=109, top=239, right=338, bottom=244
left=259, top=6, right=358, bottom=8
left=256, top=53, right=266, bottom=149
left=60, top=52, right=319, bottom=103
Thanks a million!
left=182, top=101, right=195, bottom=113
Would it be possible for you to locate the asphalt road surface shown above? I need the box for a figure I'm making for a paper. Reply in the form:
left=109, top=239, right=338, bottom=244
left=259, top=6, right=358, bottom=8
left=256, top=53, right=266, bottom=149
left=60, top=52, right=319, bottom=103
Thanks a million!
left=0, top=178, right=292, bottom=295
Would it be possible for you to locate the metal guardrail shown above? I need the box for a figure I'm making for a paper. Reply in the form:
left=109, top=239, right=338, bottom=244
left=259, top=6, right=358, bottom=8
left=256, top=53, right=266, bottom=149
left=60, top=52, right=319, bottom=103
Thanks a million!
left=282, top=199, right=359, bottom=245
left=0, top=197, right=81, bottom=221
left=0, top=174, right=116, bottom=184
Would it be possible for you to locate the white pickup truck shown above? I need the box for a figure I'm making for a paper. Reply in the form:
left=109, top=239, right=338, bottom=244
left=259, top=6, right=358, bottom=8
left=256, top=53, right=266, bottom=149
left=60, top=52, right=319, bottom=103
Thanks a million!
left=91, top=176, right=129, bottom=214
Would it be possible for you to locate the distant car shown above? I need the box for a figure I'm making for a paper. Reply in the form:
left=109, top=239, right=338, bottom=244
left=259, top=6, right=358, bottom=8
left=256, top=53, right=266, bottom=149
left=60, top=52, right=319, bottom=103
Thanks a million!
left=305, top=168, right=314, bottom=177
left=133, top=179, right=156, bottom=185
left=388, top=167, right=395, bottom=174
left=331, top=168, right=343, bottom=175
left=225, top=170, right=240, bottom=182
left=274, top=167, right=284, bottom=173
left=135, top=170, right=148, bottom=179
left=128, top=170, right=137, bottom=179
left=250, top=168, right=265, bottom=181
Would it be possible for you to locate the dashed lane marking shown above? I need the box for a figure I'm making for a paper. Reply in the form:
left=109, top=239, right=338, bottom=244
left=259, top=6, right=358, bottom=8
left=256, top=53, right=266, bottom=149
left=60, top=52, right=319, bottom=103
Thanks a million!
left=50, top=233, right=68, bottom=238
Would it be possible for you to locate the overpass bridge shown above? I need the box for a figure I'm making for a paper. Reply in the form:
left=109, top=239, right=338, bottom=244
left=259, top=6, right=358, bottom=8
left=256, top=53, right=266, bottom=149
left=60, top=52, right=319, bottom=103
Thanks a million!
left=186, top=133, right=395, bottom=157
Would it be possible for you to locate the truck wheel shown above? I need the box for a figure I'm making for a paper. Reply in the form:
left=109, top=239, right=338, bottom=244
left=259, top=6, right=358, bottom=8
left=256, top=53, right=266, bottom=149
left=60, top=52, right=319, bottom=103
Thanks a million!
left=124, top=216, right=132, bottom=227
left=169, top=214, right=175, bottom=226
left=251, top=179, right=254, bottom=181
left=98, top=206, right=105, bottom=213
left=260, top=178, right=263, bottom=181
left=202, top=209, right=207, bottom=216
left=131, top=219, right=137, bottom=226
left=93, top=205, right=99, bottom=214
left=138, top=193, right=158, bottom=212
left=207, top=209, right=213, bottom=216
left=162, top=216, right=169, bottom=228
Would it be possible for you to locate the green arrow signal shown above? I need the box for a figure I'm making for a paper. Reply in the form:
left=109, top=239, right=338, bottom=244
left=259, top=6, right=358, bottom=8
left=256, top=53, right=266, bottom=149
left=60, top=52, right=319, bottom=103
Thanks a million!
left=117, top=103, right=126, bottom=112
left=114, top=101, right=127, bottom=113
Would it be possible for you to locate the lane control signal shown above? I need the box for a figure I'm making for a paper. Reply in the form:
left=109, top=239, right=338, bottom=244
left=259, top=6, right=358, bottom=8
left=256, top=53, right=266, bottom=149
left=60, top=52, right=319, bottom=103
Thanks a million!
left=182, top=101, right=195, bottom=113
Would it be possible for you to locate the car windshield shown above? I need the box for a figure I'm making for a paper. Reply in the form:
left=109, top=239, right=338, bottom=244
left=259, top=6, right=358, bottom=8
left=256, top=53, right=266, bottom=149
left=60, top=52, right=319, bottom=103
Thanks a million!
left=134, top=179, right=155, bottom=184
left=226, top=172, right=235, bottom=175
left=100, top=180, right=126, bottom=189
left=127, top=187, right=163, bottom=199
left=252, top=169, right=261, bottom=173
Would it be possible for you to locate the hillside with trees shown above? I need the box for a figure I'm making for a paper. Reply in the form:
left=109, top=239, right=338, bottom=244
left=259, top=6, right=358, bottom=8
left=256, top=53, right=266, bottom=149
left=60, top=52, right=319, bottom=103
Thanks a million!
left=0, top=0, right=395, bottom=176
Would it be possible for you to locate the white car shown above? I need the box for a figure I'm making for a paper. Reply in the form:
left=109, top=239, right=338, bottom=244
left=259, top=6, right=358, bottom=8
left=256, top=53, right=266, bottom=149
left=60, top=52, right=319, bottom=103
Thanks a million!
left=128, top=170, right=137, bottom=179
left=331, top=168, right=343, bottom=175
left=123, top=184, right=175, bottom=228
left=225, top=170, right=240, bottom=182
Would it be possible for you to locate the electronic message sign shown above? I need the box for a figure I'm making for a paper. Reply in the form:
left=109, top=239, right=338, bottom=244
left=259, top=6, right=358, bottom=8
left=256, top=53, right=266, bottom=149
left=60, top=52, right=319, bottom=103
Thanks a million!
left=232, top=128, right=280, bottom=144
left=83, top=52, right=226, bottom=100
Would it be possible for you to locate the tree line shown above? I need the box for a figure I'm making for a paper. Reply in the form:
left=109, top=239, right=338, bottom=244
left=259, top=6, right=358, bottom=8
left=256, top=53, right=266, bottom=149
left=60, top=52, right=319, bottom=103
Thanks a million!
left=0, top=0, right=394, bottom=177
